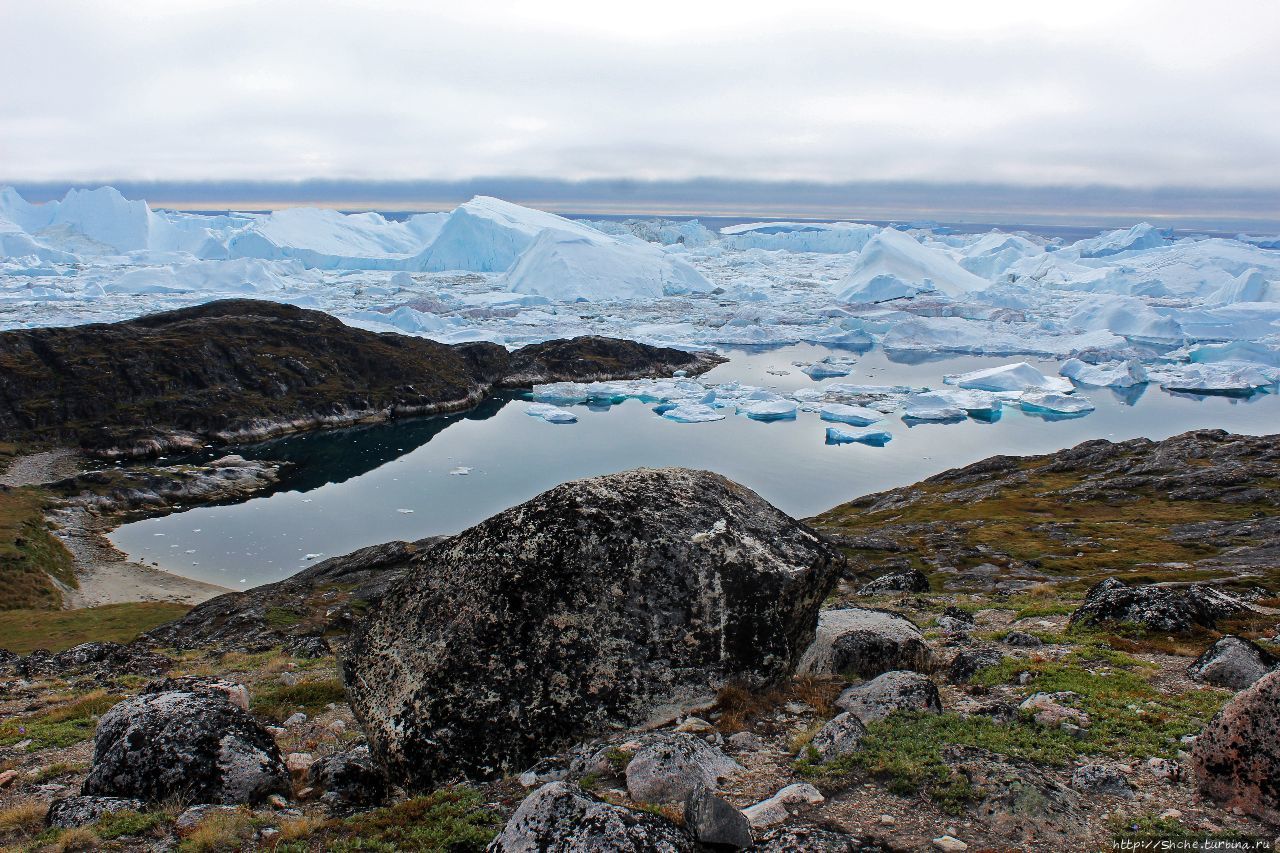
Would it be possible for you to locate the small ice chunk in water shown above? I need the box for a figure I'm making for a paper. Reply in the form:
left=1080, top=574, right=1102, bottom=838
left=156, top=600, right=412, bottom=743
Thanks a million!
left=1020, top=391, right=1095, bottom=414
left=902, top=393, right=967, bottom=421
left=397, top=508, right=414, bottom=514
left=737, top=399, right=798, bottom=421
left=661, top=403, right=725, bottom=423
left=819, top=403, right=884, bottom=426
left=825, top=425, right=893, bottom=446
left=1059, top=358, right=1148, bottom=388
left=449, top=466, right=472, bottom=476
left=945, top=362, right=1072, bottom=393
left=526, top=402, right=578, bottom=424
left=801, top=358, right=853, bottom=379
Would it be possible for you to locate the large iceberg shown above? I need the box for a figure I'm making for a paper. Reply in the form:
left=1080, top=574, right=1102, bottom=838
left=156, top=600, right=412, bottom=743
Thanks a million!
left=825, top=425, right=893, bottom=445
left=945, top=362, right=1072, bottom=393
left=721, top=221, right=878, bottom=254
left=228, top=208, right=441, bottom=269
left=1068, top=296, right=1184, bottom=343
left=1059, top=358, right=1148, bottom=387
left=1072, top=223, right=1169, bottom=258
left=411, top=196, right=602, bottom=273
left=832, top=228, right=990, bottom=303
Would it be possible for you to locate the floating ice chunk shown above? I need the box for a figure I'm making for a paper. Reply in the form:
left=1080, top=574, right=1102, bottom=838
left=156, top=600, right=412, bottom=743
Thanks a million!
left=801, top=358, right=853, bottom=379
left=347, top=305, right=461, bottom=334
left=1020, top=391, right=1095, bottom=415
left=397, top=508, right=415, bottom=514
left=1153, top=363, right=1278, bottom=395
left=934, top=388, right=1002, bottom=414
left=526, top=402, right=578, bottom=424
left=902, top=393, right=967, bottom=421
left=412, top=196, right=602, bottom=272
left=1072, top=223, right=1169, bottom=258
left=1185, top=340, right=1280, bottom=369
left=819, top=403, right=885, bottom=426
left=737, top=400, right=799, bottom=421
left=1068, top=296, right=1184, bottom=343
left=832, top=228, right=990, bottom=303
left=1060, top=358, right=1148, bottom=387
left=661, top=403, right=725, bottom=423
left=945, top=362, right=1072, bottom=393
left=825, top=425, right=893, bottom=446
left=449, top=466, right=472, bottom=476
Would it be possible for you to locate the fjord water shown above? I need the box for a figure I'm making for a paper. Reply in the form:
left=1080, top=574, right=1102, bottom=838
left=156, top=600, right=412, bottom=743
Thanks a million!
left=110, top=345, right=1280, bottom=589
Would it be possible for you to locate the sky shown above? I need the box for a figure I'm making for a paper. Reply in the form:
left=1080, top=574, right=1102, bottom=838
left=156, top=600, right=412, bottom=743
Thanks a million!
left=2, top=1, right=1278, bottom=190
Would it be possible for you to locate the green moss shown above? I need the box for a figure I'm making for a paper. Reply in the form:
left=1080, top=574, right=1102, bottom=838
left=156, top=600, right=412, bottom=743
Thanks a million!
left=264, top=606, right=305, bottom=629
left=252, top=678, right=348, bottom=723
left=0, top=690, right=119, bottom=750
left=94, top=809, right=171, bottom=840
left=0, top=601, right=189, bottom=654
left=1109, top=811, right=1258, bottom=845
left=324, top=787, right=501, bottom=852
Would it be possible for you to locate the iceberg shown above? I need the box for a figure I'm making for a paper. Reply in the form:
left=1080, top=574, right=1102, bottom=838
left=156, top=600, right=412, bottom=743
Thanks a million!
left=825, top=425, right=893, bottom=446
left=1185, top=340, right=1280, bottom=369
left=503, top=227, right=713, bottom=302
left=801, top=357, right=854, bottom=379
left=1020, top=391, right=1095, bottom=415
left=1153, top=363, right=1278, bottom=395
left=660, top=403, right=725, bottom=423
left=228, top=207, right=437, bottom=269
left=1072, top=223, right=1169, bottom=258
left=736, top=399, right=798, bottom=421
left=346, top=306, right=462, bottom=335
left=721, top=221, right=878, bottom=254
left=525, top=403, right=578, bottom=424
left=832, top=228, right=990, bottom=303
left=945, top=362, right=1072, bottom=393
left=902, top=393, right=967, bottom=421
left=1209, top=269, right=1279, bottom=305
left=1059, top=358, right=1148, bottom=387
left=819, top=403, right=884, bottom=426
left=1068, top=296, right=1184, bottom=343
left=411, top=196, right=603, bottom=272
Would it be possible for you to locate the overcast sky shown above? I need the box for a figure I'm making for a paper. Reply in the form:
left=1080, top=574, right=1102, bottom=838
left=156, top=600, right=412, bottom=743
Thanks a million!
left=3, top=1, right=1278, bottom=188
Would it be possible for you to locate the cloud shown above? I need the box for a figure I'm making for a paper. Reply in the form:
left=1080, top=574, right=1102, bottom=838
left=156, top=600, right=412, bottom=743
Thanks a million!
left=1, top=0, right=1277, bottom=187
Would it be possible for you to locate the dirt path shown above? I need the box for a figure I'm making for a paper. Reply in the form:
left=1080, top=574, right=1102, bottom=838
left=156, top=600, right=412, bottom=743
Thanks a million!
left=0, top=447, right=85, bottom=487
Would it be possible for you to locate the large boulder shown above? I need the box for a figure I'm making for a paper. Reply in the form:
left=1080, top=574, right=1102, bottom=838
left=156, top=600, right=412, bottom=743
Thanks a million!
left=344, top=468, right=843, bottom=790
left=857, top=568, right=928, bottom=595
left=1069, top=578, right=1251, bottom=633
left=1188, top=635, right=1277, bottom=690
left=835, top=671, right=942, bottom=723
left=624, top=734, right=742, bottom=804
left=1193, top=670, right=1280, bottom=824
left=46, top=796, right=146, bottom=829
left=81, top=680, right=289, bottom=804
left=797, top=608, right=932, bottom=678
left=487, top=781, right=693, bottom=852
left=307, top=745, right=389, bottom=813
left=808, top=712, right=868, bottom=762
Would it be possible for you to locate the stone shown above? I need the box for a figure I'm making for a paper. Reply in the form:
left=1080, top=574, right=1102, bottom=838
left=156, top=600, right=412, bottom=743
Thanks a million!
left=0, top=769, right=16, bottom=788
left=46, top=796, right=146, bottom=829
left=17, top=641, right=171, bottom=680
left=726, top=732, right=763, bottom=752
left=625, top=734, right=741, bottom=804
left=933, top=836, right=968, bottom=852
left=307, top=745, right=389, bottom=813
left=284, top=712, right=308, bottom=727
left=742, top=783, right=824, bottom=829
left=935, top=607, right=976, bottom=633
left=286, top=752, right=314, bottom=773
left=344, top=468, right=842, bottom=790
left=81, top=680, right=289, bottom=805
left=1002, top=631, right=1044, bottom=648
left=1019, top=692, right=1090, bottom=729
left=1192, top=672, right=1280, bottom=824
left=287, top=635, right=331, bottom=659
left=1069, top=577, right=1251, bottom=633
left=143, top=676, right=250, bottom=712
left=684, top=786, right=753, bottom=848
left=858, top=568, right=929, bottom=595
left=756, top=825, right=888, bottom=851
left=487, top=781, right=693, bottom=852
left=836, top=671, right=942, bottom=723
left=808, top=712, right=868, bottom=762
left=674, top=716, right=714, bottom=733
left=797, top=608, right=932, bottom=678
left=1145, top=757, right=1181, bottom=782
left=945, top=647, right=1003, bottom=684
left=1070, top=764, right=1133, bottom=798
left=1187, top=635, right=1277, bottom=690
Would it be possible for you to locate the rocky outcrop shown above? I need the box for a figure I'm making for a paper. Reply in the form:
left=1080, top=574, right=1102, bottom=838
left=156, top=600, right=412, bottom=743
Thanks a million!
left=343, top=468, right=843, bottom=790
left=49, top=455, right=280, bottom=516
left=1193, top=670, right=1280, bottom=823
left=624, top=734, right=741, bottom=804
left=809, top=712, right=868, bottom=762
left=798, top=608, right=932, bottom=677
left=16, top=641, right=171, bottom=680
left=835, top=671, right=942, bottom=723
left=307, top=745, right=389, bottom=813
left=487, top=781, right=693, bottom=852
left=1069, top=578, right=1252, bottom=633
left=82, top=679, right=289, bottom=804
left=858, top=568, right=929, bottom=595
left=0, top=300, right=722, bottom=456
left=46, top=796, right=146, bottom=829
left=684, top=786, right=753, bottom=849
left=1070, top=764, right=1134, bottom=798
left=945, top=648, right=1003, bottom=684
left=1188, top=635, right=1277, bottom=690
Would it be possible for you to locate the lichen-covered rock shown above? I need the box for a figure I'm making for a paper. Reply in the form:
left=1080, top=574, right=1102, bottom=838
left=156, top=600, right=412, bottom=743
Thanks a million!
left=1019, top=692, right=1090, bottom=729
left=858, top=568, right=928, bottom=595
left=1188, top=635, right=1277, bottom=690
left=17, top=642, right=171, bottom=679
left=935, top=607, right=976, bottom=633
left=1070, top=763, right=1134, bottom=798
left=344, top=468, right=842, bottom=790
left=809, top=712, right=868, bottom=762
left=46, top=795, right=146, bottom=829
left=487, top=781, right=694, bottom=852
left=307, top=745, right=389, bottom=812
left=946, top=648, right=1004, bottom=684
left=835, top=671, right=942, bottom=723
left=797, top=608, right=932, bottom=678
left=1193, top=670, right=1280, bottom=824
left=625, top=734, right=741, bottom=804
left=1002, top=631, right=1043, bottom=648
left=1069, top=577, right=1251, bottom=633
left=81, top=681, right=289, bottom=804
left=742, top=783, right=825, bottom=829
left=756, top=825, right=891, bottom=852
left=684, top=785, right=753, bottom=849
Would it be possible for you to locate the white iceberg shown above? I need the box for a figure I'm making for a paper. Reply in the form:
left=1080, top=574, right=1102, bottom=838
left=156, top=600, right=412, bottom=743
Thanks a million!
left=737, top=399, right=798, bottom=421
left=661, top=403, right=725, bottom=423
left=526, top=403, right=578, bottom=424
left=411, top=196, right=603, bottom=273
left=832, top=228, right=990, bottom=303
left=228, top=207, right=438, bottom=270
left=819, top=403, right=884, bottom=426
left=825, top=425, right=893, bottom=445
left=1068, top=296, right=1184, bottom=343
left=1154, top=363, right=1278, bottom=395
left=1072, top=223, right=1169, bottom=258
left=801, top=358, right=853, bottom=379
left=1020, top=391, right=1095, bottom=415
left=1059, top=358, right=1148, bottom=387
left=945, top=362, right=1072, bottom=393
left=902, top=393, right=967, bottom=421
left=721, top=221, right=878, bottom=254
left=1186, top=340, right=1280, bottom=369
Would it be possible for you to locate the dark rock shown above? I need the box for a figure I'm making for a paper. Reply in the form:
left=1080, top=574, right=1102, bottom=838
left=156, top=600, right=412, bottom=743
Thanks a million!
left=1068, top=577, right=1251, bottom=633
left=344, top=468, right=842, bottom=790
left=625, top=734, right=741, bottom=804
left=498, top=336, right=723, bottom=387
left=0, top=648, right=19, bottom=672
left=487, top=781, right=694, bottom=852
left=756, top=825, right=892, bottom=852
left=46, top=795, right=146, bottom=829
left=1188, top=635, right=1277, bottom=690
left=946, top=648, right=1004, bottom=684
left=287, top=636, right=332, bottom=659
left=1002, top=631, right=1043, bottom=648
left=798, top=608, right=932, bottom=678
left=684, top=785, right=753, bottom=849
left=1070, top=763, right=1134, bottom=798
left=809, top=712, right=868, bottom=761
left=18, top=641, right=171, bottom=680
left=82, top=680, right=289, bottom=804
left=1193, top=670, right=1280, bottom=823
left=858, top=568, right=928, bottom=595
left=307, top=745, right=389, bottom=813
left=835, top=671, right=942, bottom=722
left=936, top=606, right=976, bottom=633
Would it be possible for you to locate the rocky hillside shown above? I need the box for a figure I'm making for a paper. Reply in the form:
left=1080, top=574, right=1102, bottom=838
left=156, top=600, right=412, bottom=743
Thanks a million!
left=2, top=434, right=1279, bottom=851
left=0, top=299, right=721, bottom=458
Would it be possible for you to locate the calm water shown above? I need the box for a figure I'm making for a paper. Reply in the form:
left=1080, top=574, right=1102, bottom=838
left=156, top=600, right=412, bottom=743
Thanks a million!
left=110, top=345, right=1280, bottom=589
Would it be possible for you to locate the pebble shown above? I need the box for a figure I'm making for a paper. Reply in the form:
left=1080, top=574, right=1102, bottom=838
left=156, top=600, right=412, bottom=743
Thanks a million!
left=278, top=672, right=298, bottom=687
left=267, top=793, right=290, bottom=809
left=675, top=716, right=714, bottom=733
left=1160, top=809, right=1182, bottom=821
left=283, top=712, right=308, bottom=727
left=0, top=770, right=17, bottom=788
left=879, top=814, right=896, bottom=826
left=286, top=752, right=314, bottom=773
left=933, top=836, right=968, bottom=852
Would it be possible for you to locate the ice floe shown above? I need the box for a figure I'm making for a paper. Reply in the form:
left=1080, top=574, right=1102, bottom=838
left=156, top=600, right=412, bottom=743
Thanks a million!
left=525, top=403, right=578, bottom=424
left=825, top=425, right=893, bottom=445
